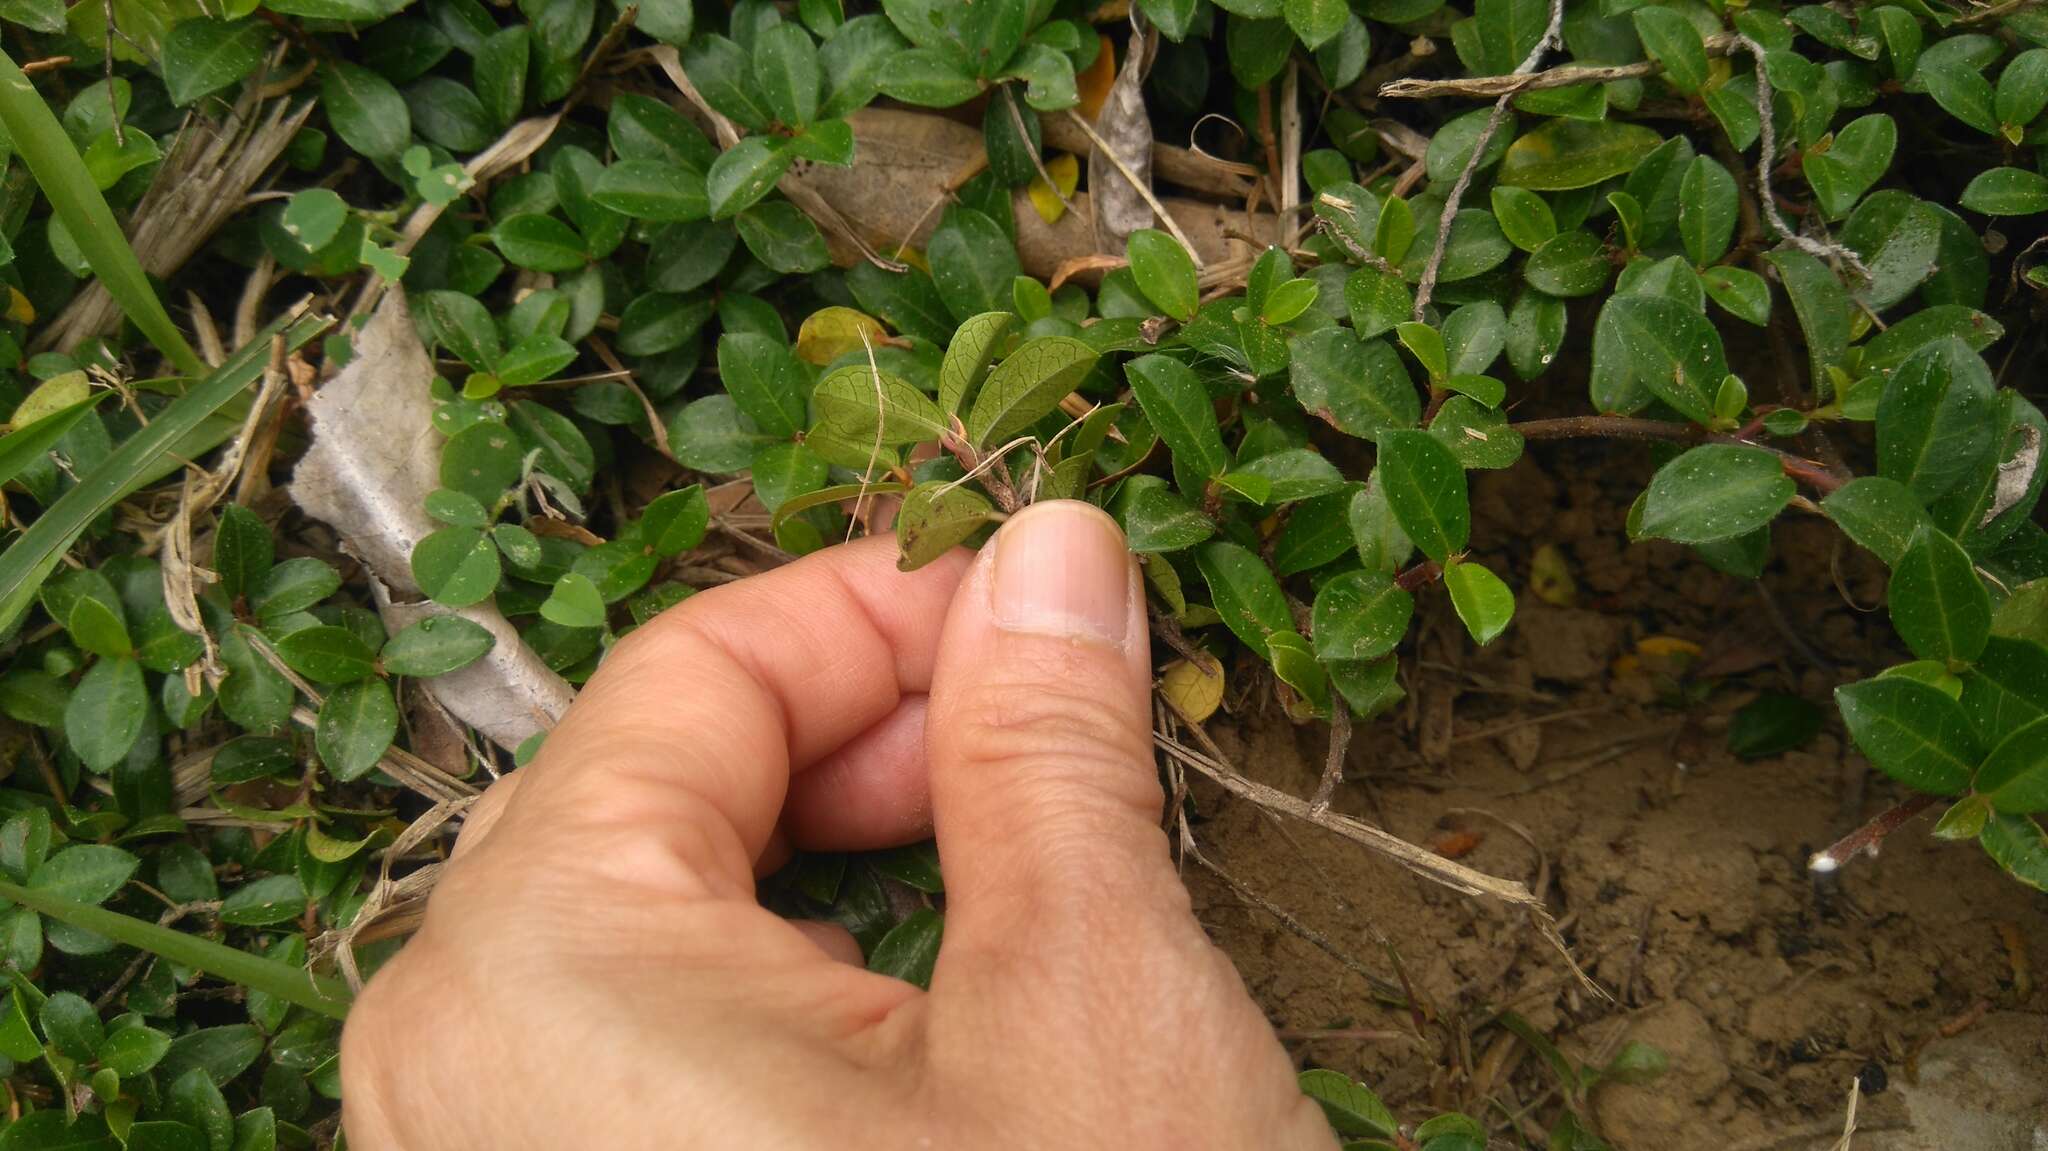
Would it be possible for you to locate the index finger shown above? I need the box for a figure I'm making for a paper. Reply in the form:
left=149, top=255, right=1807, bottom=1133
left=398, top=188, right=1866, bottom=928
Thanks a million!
left=482, top=536, right=972, bottom=899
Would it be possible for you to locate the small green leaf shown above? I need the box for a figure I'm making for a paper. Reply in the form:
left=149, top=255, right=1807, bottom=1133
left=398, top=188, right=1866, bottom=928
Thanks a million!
left=274, top=625, right=378, bottom=683
left=1115, top=476, right=1214, bottom=553
left=1974, top=717, right=2048, bottom=814
left=754, top=23, right=823, bottom=130
left=27, top=845, right=138, bottom=906
left=1127, top=353, right=1229, bottom=481
left=1523, top=231, right=1610, bottom=297
left=1497, top=119, right=1664, bottom=190
left=1126, top=228, right=1198, bottom=321
left=1888, top=527, right=1992, bottom=665
left=379, top=616, right=496, bottom=678
left=1372, top=430, right=1469, bottom=562
left=641, top=485, right=711, bottom=557
left=1633, top=6, right=1708, bottom=92
left=411, top=526, right=503, bottom=608
left=1638, top=444, right=1794, bottom=545
left=62, top=658, right=145, bottom=772
left=1596, top=294, right=1728, bottom=425
left=1194, top=541, right=1292, bottom=657
left=540, top=572, right=607, bottom=629
left=491, top=213, right=587, bottom=272
left=1394, top=322, right=1447, bottom=381
left=812, top=364, right=948, bottom=446
left=162, top=18, right=272, bottom=106
left=866, top=907, right=942, bottom=988
left=1310, top=570, right=1414, bottom=661
left=894, top=482, right=993, bottom=570
left=1959, top=167, right=2048, bottom=216
left=1822, top=477, right=1931, bottom=566
left=1443, top=559, right=1514, bottom=645
left=1727, top=692, right=1824, bottom=759
left=1288, top=328, right=1417, bottom=441
left=1701, top=266, right=1771, bottom=326
left=1678, top=155, right=1736, bottom=265
left=1489, top=185, right=1556, bottom=252
left=213, top=504, right=274, bottom=602
left=705, top=138, right=795, bottom=220
left=1835, top=676, right=1980, bottom=795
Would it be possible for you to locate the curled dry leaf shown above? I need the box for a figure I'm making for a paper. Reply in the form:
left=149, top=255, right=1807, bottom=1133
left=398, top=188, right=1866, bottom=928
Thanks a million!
left=291, top=291, right=573, bottom=752
left=1087, top=23, right=1156, bottom=252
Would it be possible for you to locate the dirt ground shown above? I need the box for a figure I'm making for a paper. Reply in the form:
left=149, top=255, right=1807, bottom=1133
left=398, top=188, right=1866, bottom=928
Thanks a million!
left=1184, top=445, right=2048, bottom=1150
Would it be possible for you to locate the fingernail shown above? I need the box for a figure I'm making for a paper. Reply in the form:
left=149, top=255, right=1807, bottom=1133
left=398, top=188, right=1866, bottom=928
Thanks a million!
left=990, top=500, right=1131, bottom=644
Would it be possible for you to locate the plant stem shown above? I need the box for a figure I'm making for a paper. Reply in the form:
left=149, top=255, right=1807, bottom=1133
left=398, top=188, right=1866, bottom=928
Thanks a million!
left=0, top=878, right=351, bottom=1020
left=1808, top=794, right=1941, bottom=874
left=0, top=48, right=203, bottom=378
left=1511, top=416, right=1847, bottom=492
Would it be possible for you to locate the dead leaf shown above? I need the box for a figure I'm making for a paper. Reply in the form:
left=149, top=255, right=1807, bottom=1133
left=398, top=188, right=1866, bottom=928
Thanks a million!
left=1049, top=253, right=1127, bottom=292
left=1028, top=152, right=1081, bottom=224
left=795, top=306, right=890, bottom=365
left=291, top=291, right=573, bottom=753
left=1529, top=542, right=1576, bottom=606
left=1088, top=22, right=1156, bottom=252
left=1160, top=651, right=1225, bottom=722
left=1075, top=34, right=1118, bottom=121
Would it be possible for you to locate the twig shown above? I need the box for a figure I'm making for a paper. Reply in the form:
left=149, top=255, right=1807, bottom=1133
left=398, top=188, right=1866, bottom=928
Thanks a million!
left=1064, top=109, right=1206, bottom=269
left=1156, top=725, right=1606, bottom=1000
left=1380, top=33, right=1736, bottom=100
left=1730, top=34, right=1869, bottom=278
left=1807, top=793, right=1940, bottom=874
left=1954, top=0, right=2045, bottom=25
left=1412, top=0, right=1566, bottom=320
left=1309, top=694, right=1351, bottom=814
left=1512, top=416, right=1846, bottom=492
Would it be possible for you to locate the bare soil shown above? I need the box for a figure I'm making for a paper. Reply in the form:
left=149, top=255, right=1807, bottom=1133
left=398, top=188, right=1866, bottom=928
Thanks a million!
left=1186, top=445, right=2048, bottom=1150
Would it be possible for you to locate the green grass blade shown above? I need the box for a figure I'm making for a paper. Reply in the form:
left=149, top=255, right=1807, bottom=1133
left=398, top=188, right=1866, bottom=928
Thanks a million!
left=0, top=394, right=106, bottom=487
left=0, top=48, right=204, bottom=378
left=0, top=877, right=352, bottom=1020
left=0, top=310, right=330, bottom=633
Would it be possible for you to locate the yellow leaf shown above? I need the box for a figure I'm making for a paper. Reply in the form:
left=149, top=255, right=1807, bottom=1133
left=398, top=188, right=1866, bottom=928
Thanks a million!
left=1076, top=35, right=1117, bottom=122
left=5, top=287, right=34, bottom=325
left=1159, top=650, right=1225, bottom=722
left=1027, top=152, right=1080, bottom=225
left=794, top=307, right=888, bottom=367
left=1635, top=635, right=1701, bottom=659
left=1528, top=543, right=1577, bottom=607
left=9, top=370, right=89, bottom=430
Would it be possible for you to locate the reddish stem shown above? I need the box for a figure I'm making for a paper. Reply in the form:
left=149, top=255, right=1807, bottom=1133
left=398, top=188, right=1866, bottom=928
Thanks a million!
left=1808, top=794, right=1941, bottom=874
left=1394, top=559, right=1442, bottom=592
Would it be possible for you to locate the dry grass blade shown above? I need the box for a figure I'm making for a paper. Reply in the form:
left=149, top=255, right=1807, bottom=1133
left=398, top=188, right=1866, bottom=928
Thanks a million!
left=36, top=87, right=314, bottom=355
left=292, top=291, right=573, bottom=752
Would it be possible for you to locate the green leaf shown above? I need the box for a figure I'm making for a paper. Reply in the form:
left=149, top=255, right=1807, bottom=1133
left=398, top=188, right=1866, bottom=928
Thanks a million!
left=1862, top=306, right=2005, bottom=371
left=1995, top=48, right=2048, bottom=136
left=62, top=658, right=145, bottom=772
left=1728, top=692, right=1824, bottom=758
left=813, top=364, right=947, bottom=445
left=492, top=213, right=586, bottom=273
left=38, top=992, right=102, bottom=1061
left=1127, top=228, right=1199, bottom=321
left=1959, top=167, right=2048, bottom=216
left=1497, top=119, right=1663, bottom=190
left=1310, top=570, right=1413, bottom=661
left=28, top=846, right=137, bottom=906
left=1596, top=294, right=1728, bottom=425
left=475, top=26, right=530, bottom=128
left=66, top=596, right=131, bottom=659
left=1633, top=6, right=1708, bottom=93
left=866, top=907, right=942, bottom=988
left=1195, top=541, right=1291, bottom=657
left=640, top=485, right=711, bottom=557
left=1261, top=279, right=1319, bottom=326
left=1443, top=559, right=1513, bottom=645
left=1638, top=444, right=1795, bottom=545
left=965, top=336, right=1099, bottom=448
left=1823, top=476, right=1932, bottom=566
left=938, top=312, right=1016, bottom=416
left=1126, top=353, right=1229, bottom=481
left=411, top=526, right=503, bottom=609
left=162, top=18, right=271, bottom=106
left=1285, top=0, right=1347, bottom=49
left=420, top=290, right=502, bottom=371
left=380, top=616, right=496, bottom=677
left=616, top=292, right=714, bottom=356
left=1298, top=1070, right=1397, bottom=1138
left=592, top=160, right=711, bottom=222
left=1889, top=527, right=1992, bottom=665
left=877, top=48, right=983, bottom=106
left=438, top=421, right=523, bottom=502
left=1428, top=396, right=1524, bottom=469
left=1523, top=231, right=1610, bottom=297
left=894, top=482, right=993, bottom=570
left=928, top=209, right=1020, bottom=322
left=1834, top=676, right=1980, bottom=794
left=1803, top=113, right=1896, bottom=219
left=1373, top=429, right=1469, bottom=562
left=274, top=625, right=378, bottom=684
left=1678, top=155, right=1736, bottom=266
left=1764, top=249, right=1851, bottom=396
left=1489, top=185, right=1556, bottom=252
left=316, top=678, right=398, bottom=783
left=0, top=395, right=105, bottom=489
left=1877, top=338, right=1998, bottom=503
left=1701, top=266, right=1771, bottom=326
left=736, top=201, right=829, bottom=273
left=320, top=61, right=412, bottom=162
left=1115, top=476, right=1215, bottom=553
left=1394, top=322, right=1447, bottom=381
left=707, top=137, right=794, bottom=220
left=1920, top=52, right=1997, bottom=134
left=754, top=23, right=823, bottom=130
left=683, top=34, right=775, bottom=131
left=1975, top=717, right=2048, bottom=814
left=1228, top=449, right=1345, bottom=503
left=1979, top=813, right=2048, bottom=892
left=1344, top=267, right=1412, bottom=339
left=218, top=875, right=307, bottom=928
left=1288, top=328, right=1418, bottom=441
left=541, top=572, right=607, bottom=628
left=98, top=1024, right=171, bottom=1077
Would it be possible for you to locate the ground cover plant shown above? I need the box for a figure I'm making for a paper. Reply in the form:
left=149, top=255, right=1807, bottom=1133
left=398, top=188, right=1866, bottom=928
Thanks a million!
left=0, top=0, right=2040, bottom=1144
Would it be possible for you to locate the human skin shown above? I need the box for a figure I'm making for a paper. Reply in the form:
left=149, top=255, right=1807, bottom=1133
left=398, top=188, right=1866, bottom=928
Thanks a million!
left=339, top=500, right=1337, bottom=1150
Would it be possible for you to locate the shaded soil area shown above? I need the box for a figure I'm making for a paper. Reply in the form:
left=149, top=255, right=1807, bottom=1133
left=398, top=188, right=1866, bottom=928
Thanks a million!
left=1185, top=445, right=2048, bottom=1150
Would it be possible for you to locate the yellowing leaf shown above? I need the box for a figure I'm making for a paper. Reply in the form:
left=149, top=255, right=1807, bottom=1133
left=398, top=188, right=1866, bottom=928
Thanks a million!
left=5, top=287, right=34, bottom=325
left=9, top=371, right=90, bottom=430
left=1159, top=651, right=1225, bottom=722
left=1076, top=36, right=1117, bottom=122
left=1028, top=152, right=1080, bottom=225
left=795, top=307, right=888, bottom=366
left=1636, top=635, right=1701, bottom=659
left=1529, top=543, right=1577, bottom=607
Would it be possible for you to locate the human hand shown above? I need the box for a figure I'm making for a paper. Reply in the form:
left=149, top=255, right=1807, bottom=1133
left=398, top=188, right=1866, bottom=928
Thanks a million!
left=340, top=500, right=1334, bottom=1149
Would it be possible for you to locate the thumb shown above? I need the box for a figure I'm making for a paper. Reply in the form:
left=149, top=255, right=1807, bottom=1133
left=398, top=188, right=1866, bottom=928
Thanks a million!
left=924, top=499, right=1189, bottom=958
